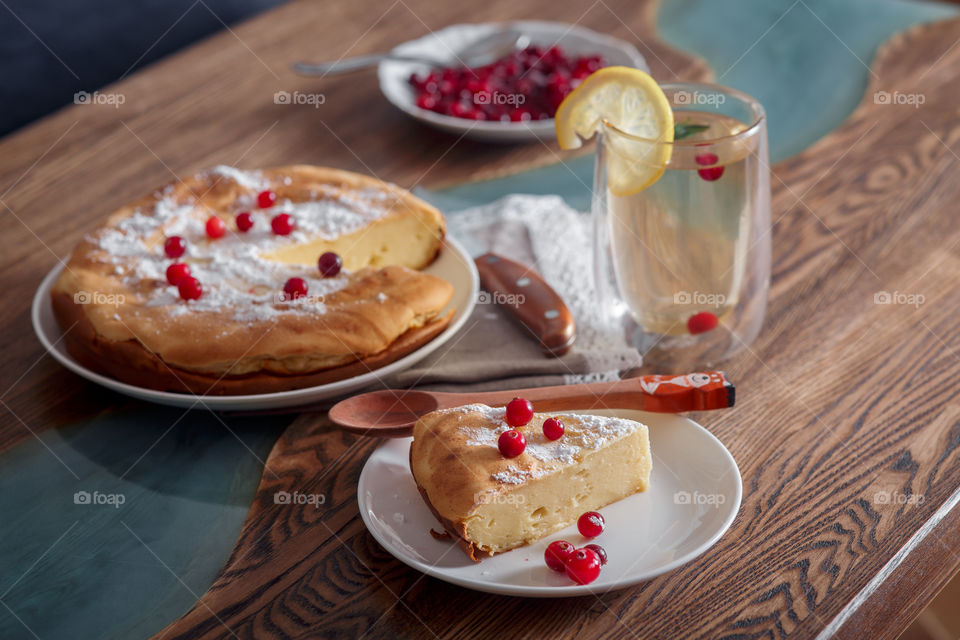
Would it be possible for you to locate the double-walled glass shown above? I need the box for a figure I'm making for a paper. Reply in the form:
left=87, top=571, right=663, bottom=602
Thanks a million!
left=593, top=82, right=771, bottom=371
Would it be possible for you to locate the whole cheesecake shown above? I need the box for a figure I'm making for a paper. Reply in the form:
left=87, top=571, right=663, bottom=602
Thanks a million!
left=410, top=404, right=652, bottom=561
left=51, top=165, right=454, bottom=394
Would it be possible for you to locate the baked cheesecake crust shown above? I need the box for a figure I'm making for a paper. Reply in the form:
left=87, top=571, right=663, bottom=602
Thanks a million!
left=51, top=165, right=454, bottom=392
left=54, top=287, right=452, bottom=394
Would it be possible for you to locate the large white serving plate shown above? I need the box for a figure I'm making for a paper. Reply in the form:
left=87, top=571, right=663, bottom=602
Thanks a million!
left=358, top=409, right=742, bottom=597
left=31, top=237, right=478, bottom=410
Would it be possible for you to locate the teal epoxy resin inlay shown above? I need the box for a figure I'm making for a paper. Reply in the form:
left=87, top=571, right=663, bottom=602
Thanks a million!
left=423, top=0, right=957, bottom=212
left=657, top=0, right=957, bottom=162
left=0, top=405, right=288, bottom=639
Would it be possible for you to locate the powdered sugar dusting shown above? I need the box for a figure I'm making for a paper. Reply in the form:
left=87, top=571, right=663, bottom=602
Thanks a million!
left=288, top=198, right=388, bottom=240
left=87, top=166, right=396, bottom=322
left=492, top=469, right=534, bottom=484
left=211, top=165, right=267, bottom=190
left=561, top=412, right=642, bottom=449
left=452, top=405, right=642, bottom=485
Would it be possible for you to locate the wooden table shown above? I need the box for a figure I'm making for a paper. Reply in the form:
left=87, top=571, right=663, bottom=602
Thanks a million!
left=3, top=0, right=960, bottom=638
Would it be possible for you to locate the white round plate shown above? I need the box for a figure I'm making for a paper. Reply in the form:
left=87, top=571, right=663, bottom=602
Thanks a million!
left=31, top=237, right=478, bottom=411
left=378, top=21, right=649, bottom=143
left=358, top=409, right=741, bottom=597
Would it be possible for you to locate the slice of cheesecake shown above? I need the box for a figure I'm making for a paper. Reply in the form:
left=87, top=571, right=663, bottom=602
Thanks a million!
left=410, top=404, right=652, bottom=561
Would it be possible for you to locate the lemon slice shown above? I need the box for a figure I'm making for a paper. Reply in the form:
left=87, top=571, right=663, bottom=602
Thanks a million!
left=555, top=67, right=674, bottom=196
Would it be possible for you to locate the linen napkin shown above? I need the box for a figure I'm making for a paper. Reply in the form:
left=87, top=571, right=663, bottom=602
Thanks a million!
left=386, top=194, right=641, bottom=392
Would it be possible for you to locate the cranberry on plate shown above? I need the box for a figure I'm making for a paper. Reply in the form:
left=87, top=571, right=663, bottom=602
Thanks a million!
left=544, top=540, right=576, bottom=572
left=408, top=46, right=606, bottom=122
left=577, top=511, right=605, bottom=538
left=565, top=547, right=602, bottom=585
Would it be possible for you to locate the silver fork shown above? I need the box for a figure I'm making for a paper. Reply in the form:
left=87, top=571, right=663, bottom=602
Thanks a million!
left=292, top=29, right=530, bottom=76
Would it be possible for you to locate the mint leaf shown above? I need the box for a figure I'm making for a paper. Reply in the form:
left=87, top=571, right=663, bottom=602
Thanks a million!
left=674, top=122, right=709, bottom=140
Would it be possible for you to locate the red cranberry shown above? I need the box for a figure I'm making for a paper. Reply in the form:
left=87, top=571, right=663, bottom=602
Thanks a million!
left=695, top=152, right=718, bottom=165
left=577, top=511, right=605, bottom=538
left=205, top=216, right=226, bottom=239
left=505, top=397, right=534, bottom=427
left=283, top=277, right=308, bottom=300
left=698, top=166, right=725, bottom=181
left=257, top=190, right=277, bottom=208
left=235, top=212, right=253, bottom=232
left=416, top=94, right=438, bottom=111
left=164, top=236, right=186, bottom=258
left=450, top=102, right=472, bottom=119
left=547, top=86, right=571, bottom=110
left=544, top=540, right=576, bottom=572
left=178, top=277, right=202, bottom=301
left=695, top=153, right=724, bottom=181
left=584, top=543, right=607, bottom=566
left=542, top=417, right=564, bottom=440
left=271, top=213, right=295, bottom=235
left=317, top=251, right=342, bottom=277
left=165, top=262, right=191, bottom=286
left=565, top=548, right=602, bottom=585
left=497, top=429, right=526, bottom=458
left=687, top=311, right=719, bottom=335
left=407, top=49, right=605, bottom=121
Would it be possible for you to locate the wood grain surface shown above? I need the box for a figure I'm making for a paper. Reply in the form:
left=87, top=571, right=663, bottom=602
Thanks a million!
left=0, top=0, right=706, bottom=458
left=153, top=13, right=960, bottom=640
left=3, top=0, right=960, bottom=638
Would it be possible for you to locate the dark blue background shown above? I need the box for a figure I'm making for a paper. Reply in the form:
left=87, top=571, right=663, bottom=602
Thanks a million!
left=0, top=0, right=285, bottom=136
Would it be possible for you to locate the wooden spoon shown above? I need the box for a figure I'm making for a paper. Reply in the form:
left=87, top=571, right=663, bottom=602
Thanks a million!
left=328, top=371, right=734, bottom=437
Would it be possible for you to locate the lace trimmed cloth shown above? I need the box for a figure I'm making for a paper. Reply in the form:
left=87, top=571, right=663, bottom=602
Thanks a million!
left=387, top=194, right=641, bottom=391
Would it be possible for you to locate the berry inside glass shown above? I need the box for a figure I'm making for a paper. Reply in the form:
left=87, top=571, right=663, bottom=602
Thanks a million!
left=409, top=46, right=605, bottom=122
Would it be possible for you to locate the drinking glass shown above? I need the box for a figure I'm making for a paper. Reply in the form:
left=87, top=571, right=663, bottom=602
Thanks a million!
left=592, top=82, right=771, bottom=371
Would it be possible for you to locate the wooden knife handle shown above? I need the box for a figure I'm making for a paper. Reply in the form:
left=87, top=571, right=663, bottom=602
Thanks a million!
left=474, top=253, right=576, bottom=357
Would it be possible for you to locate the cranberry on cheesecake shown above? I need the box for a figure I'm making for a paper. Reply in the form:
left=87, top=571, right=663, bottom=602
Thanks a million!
left=51, top=165, right=453, bottom=394
left=410, top=404, right=652, bottom=561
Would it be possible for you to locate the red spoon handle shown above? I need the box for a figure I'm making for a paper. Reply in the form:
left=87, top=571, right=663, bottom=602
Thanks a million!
left=440, top=371, right=735, bottom=414
left=629, top=371, right=735, bottom=412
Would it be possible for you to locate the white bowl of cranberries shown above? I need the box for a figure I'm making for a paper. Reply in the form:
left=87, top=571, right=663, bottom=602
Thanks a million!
left=378, top=21, right=649, bottom=143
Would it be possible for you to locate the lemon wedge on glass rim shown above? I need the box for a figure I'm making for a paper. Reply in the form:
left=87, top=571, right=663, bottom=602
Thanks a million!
left=554, top=66, right=674, bottom=197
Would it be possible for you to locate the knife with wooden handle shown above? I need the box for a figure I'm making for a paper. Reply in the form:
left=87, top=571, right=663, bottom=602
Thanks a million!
left=474, top=253, right=576, bottom=357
